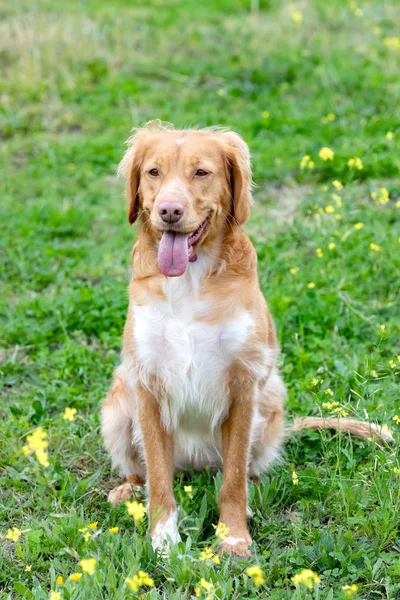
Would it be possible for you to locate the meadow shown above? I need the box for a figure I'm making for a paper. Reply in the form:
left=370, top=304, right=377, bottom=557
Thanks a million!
left=1, top=0, right=399, bottom=598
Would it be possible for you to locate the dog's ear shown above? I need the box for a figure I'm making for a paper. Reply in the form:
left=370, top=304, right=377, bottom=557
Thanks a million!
left=221, top=132, right=253, bottom=225
left=118, top=131, right=144, bottom=225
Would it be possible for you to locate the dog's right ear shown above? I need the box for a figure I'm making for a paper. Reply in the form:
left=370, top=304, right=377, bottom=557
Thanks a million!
left=117, top=131, right=144, bottom=225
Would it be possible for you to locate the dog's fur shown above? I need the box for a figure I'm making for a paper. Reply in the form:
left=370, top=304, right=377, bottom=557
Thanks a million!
left=101, top=121, right=392, bottom=556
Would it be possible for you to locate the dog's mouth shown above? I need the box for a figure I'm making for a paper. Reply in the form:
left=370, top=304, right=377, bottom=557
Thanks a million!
left=157, top=217, right=210, bottom=278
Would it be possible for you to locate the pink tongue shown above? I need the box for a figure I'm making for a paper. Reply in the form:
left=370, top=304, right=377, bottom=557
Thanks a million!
left=158, top=231, right=189, bottom=277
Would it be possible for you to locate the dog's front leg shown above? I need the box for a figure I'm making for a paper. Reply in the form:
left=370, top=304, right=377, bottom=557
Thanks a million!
left=137, top=382, right=179, bottom=551
left=219, top=367, right=254, bottom=556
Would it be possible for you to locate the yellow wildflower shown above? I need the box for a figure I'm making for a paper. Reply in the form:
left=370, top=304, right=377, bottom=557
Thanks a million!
left=57, top=576, right=64, bottom=585
left=214, top=522, right=229, bottom=541
left=78, top=558, right=97, bottom=575
left=290, top=267, right=298, bottom=274
left=126, top=500, right=147, bottom=525
left=311, top=378, right=319, bottom=386
left=291, top=569, right=321, bottom=589
left=334, top=406, right=349, bottom=417
left=35, top=448, right=49, bottom=467
left=200, top=547, right=220, bottom=563
left=49, top=593, right=61, bottom=600
left=69, top=573, right=83, bottom=583
left=292, top=470, right=299, bottom=485
left=307, top=282, right=315, bottom=288
left=62, top=407, right=77, bottom=421
left=6, top=527, right=22, bottom=542
left=325, top=388, right=334, bottom=396
left=184, top=485, right=193, bottom=498
left=371, top=370, right=378, bottom=378
left=316, top=248, right=323, bottom=257
left=26, top=427, right=48, bottom=451
left=389, top=360, right=396, bottom=369
left=109, top=526, right=119, bottom=533
left=342, top=584, right=359, bottom=596
left=322, top=401, right=339, bottom=409
left=386, top=131, right=394, bottom=140
left=328, top=242, right=336, bottom=250
left=394, top=467, right=400, bottom=474
left=372, top=26, right=382, bottom=36
left=261, top=111, right=270, bottom=119
left=392, top=416, right=400, bottom=425
left=246, top=565, right=265, bottom=586
left=291, top=9, right=303, bottom=24
left=370, top=243, right=381, bottom=252
left=321, top=113, right=336, bottom=123
left=332, top=180, right=343, bottom=190
left=379, top=324, right=385, bottom=332
left=322, top=185, right=329, bottom=191
left=371, top=187, right=389, bottom=205
left=354, top=222, right=364, bottom=230
left=332, top=193, right=342, bottom=207
left=21, top=446, right=30, bottom=456
left=335, top=213, right=342, bottom=220
left=300, top=155, right=313, bottom=170
left=325, top=204, right=335, bottom=213
left=396, top=200, right=400, bottom=208
left=319, top=147, right=334, bottom=161
left=383, top=37, right=400, bottom=50
left=83, top=532, right=91, bottom=542
left=25, top=565, right=32, bottom=572
left=348, top=156, right=363, bottom=170
left=87, top=522, right=98, bottom=529
left=137, top=571, right=154, bottom=587
left=199, top=578, right=214, bottom=591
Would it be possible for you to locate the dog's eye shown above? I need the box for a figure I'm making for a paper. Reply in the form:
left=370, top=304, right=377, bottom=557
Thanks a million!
left=195, top=169, right=208, bottom=177
left=149, top=168, right=160, bottom=177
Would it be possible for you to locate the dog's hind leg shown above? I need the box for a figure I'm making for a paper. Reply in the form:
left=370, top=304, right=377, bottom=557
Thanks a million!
left=101, top=367, right=146, bottom=507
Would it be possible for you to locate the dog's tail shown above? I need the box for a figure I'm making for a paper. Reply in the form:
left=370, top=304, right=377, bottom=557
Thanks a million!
left=291, top=416, right=394, bottom=444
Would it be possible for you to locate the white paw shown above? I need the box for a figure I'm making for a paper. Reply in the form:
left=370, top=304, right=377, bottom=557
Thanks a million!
left=151, top=509, right=181, bottom=551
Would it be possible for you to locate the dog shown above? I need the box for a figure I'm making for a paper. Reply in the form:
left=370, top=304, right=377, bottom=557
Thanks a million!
left=101, top=121, right=392, bottom=556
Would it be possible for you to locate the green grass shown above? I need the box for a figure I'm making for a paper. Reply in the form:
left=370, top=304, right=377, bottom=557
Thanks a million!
left=1, top=0, right=399, bottom=598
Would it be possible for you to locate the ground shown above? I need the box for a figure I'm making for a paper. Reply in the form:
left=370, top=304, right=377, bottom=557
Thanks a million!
left=1, top=0, right=399, bottom=598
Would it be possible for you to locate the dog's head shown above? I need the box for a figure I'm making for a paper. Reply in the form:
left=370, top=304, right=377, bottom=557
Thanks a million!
left=118, top=121, right=252, bottom=277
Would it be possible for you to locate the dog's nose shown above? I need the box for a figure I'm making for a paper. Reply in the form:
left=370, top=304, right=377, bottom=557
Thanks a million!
left=158, top=202, right=185, bottom=223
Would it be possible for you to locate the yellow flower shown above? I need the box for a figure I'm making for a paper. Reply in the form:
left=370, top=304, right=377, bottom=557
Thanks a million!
left=78, top=558, right=97, bottom=575
left=69, top=573, right=83, bottom=582
left=21, top=446, right=30, bottom=456
left=35, top=448, right=49, bottom=467
left=49, top=593, right=62, bottom=600
left=83, top=532, right=91, bottom=542
left=87, top=522, right=98, bottom=529
left=328, top=242, right=336, bottom=250
left=332, top=180, right=343, bottom=190
left=389, top=360, right=396, bottom=369
left=396, top=200, right=400, bottom=208
left=342, top=584, right=359, bottom=596
left=199, top=547, right=220, bottom=563
left=57, top=576, right=64, bottom=585
left=199, top=578, right=214, bottom=591
left=291, top=569, right=321, bottom=589
left=316, top=248, right=323, bottom=257
left=332, top=193, right=342, bottom=207
left=322, top=401, right=339, bottom=409
left=394, top=467, right=400, bottom=474
left=6, top=527, right=22, bottom=542
left=246, top=565, right=265, bottom=586
left=354, top=222, right=363, bottom=230
left=392, top=415, right=400, bottom=425
left=25, top=565, right=32, bottom=572
left=325, top=388, right=334, bottom=396
left=137, top=571, right=154, bottom=587
left=379, top=324, right=385, bottom=332
left=333, top=406, right=349, bottom=417
left=184, top=485, right=193, bottom=498
left=335, top=213, right=342, bottom=220
left=291, top=9, right=303, bottom=23
left=386, top=131, right=394, bottom=140
left=372, top=25, right=382, bottom=36
left=371, top=187, right=389, bottom=205
left=109, top=526, right=119, bottom=533
left=62, top=407, right=77, bottom=421
left=261, top=111, right=270, bottom=119
left=383, top=37, right=400, bottom=50
left=311, top=378, right=319, bottom=386
left=348, top=156, right=363, bottom=170
left=322, top=185, right=328, bottom=191
left=26, top=427, right=48, bottom=451
left=307, top=282, right=315, bottom=289
left=325, top=204, right=335, bottom=213
left=370, top=243, right=381, bottom=252
left=126, top=500, right=147, bottom=525
left=214, top=522, right=229, bottom=541
left=290, top=267, right=298, bottom=274
left=319, top=147, right=334, bottom=161
left=292, top=470, right=299, bottom=485
left=300, top=155, right=313, bottom=170
left=321, top=113, right=336, bottom=123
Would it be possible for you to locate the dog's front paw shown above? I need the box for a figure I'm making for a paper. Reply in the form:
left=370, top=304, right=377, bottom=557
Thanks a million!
left=151, top=509, right=181, bottom=552
left=218, top=536, right=252, bottom=557
left=108, top=481, right=144, bottom=507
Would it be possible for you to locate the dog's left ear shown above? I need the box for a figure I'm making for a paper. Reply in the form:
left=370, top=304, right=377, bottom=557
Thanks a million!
left=222, top=131, right=253, bottom=225
left=117, top=130, right=146, bottom=225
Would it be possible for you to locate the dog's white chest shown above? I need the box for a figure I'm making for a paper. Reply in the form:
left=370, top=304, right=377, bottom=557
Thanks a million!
left=132, top=261, right=255, bottom=432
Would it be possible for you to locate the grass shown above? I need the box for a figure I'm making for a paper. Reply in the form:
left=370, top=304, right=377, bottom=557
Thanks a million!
left=1, top=0, right=399, bottom=598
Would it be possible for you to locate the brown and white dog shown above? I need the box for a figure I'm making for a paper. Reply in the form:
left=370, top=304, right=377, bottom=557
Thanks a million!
left=101, top=121, right=392, bottom=556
